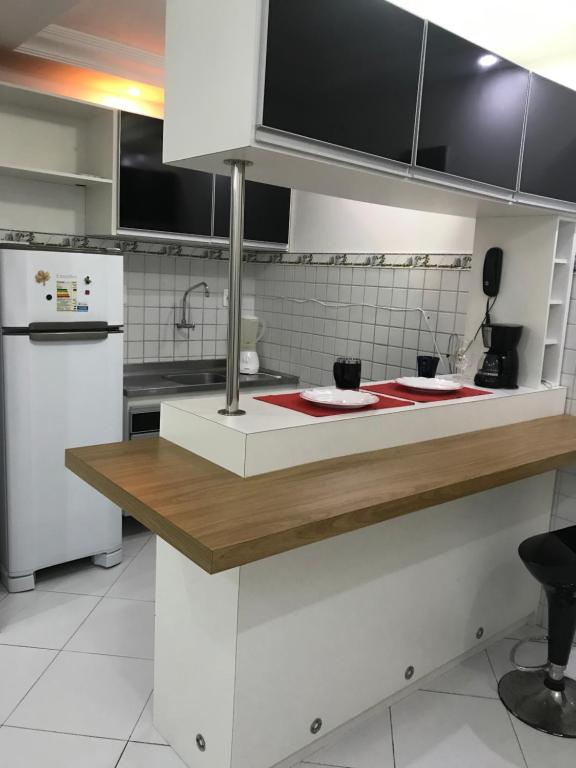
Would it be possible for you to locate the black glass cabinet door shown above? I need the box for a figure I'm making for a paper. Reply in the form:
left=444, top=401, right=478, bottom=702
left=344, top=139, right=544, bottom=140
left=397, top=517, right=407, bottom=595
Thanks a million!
left=263, top=0, right=423, bottom=163
left=417, top=25, right=529, bottom=189
left=119, top=112, right=213, bottom=236
left=214, top=176, right=291, bottom=244
left=520, top=74, right=576, bottom=204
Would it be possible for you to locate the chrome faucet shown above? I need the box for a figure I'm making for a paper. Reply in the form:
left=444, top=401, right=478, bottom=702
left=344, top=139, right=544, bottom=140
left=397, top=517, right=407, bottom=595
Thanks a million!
left=176, top=281, right=210, bottom=330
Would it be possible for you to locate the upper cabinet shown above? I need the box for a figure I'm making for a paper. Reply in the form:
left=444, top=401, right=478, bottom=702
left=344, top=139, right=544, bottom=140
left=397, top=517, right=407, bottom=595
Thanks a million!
left=164, top=0, right=576, bottom=216
left=417, top=25, right=529, bottom=189
left=119, top=112, right=213, bottom=237
left=0, top=82, right=116, bottom=235
left=262, top=0, right=423, bottom=163
left=119, top=112, right=291, bottom=245
left=213, top=175, right=291, bottom=244
left=520, top=75, right=576, bottom=204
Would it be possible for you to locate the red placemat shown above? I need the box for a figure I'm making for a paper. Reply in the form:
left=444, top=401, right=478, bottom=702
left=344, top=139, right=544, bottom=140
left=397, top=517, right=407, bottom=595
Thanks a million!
left=363, top=382, right=492, bottom=403
left=254, top=391, right=414, bottom=417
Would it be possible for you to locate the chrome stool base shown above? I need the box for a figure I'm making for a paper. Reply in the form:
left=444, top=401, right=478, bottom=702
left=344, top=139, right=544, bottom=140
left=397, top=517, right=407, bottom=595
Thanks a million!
left=499, top=669, right=576, bottom=738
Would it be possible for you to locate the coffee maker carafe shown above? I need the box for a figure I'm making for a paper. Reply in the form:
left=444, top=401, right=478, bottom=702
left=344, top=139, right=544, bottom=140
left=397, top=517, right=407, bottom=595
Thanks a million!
left=474, top=324, right=523, bottom=389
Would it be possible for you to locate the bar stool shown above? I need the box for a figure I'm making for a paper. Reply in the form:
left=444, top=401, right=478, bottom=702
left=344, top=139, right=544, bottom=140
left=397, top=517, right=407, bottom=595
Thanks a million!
left=498, top=524, right=576, bottom=737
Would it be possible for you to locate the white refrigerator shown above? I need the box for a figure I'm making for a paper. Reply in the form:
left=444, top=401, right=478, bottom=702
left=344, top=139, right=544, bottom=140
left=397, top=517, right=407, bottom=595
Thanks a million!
left=0, top=247, right=124, bottom=591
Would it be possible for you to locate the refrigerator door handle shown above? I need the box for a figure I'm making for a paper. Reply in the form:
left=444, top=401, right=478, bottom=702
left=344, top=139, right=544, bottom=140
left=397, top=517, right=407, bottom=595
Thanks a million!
left=29, top=329, right=109, bottom=342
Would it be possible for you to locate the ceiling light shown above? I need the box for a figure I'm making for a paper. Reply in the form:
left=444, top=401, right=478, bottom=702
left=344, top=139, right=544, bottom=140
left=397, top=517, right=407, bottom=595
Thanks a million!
left=128, top=86, right=141, bottom=97
left=478, top=54, right=499, bottom=68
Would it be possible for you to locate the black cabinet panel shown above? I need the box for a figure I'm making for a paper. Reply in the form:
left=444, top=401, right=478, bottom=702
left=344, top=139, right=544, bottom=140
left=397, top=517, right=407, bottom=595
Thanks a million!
left=119, top=112, right=213, bottom=236
left=214, top=176, right=291, bottom=244
left=520, top=75, right=576, bottom=203
left=417, top=25, right=529, bottom=189
left=263, top=0, right=423, bottom=162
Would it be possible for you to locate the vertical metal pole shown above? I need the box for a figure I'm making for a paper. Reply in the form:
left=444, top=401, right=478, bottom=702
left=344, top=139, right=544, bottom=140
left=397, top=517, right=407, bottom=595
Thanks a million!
left=219, top=159, right=249, bottom=416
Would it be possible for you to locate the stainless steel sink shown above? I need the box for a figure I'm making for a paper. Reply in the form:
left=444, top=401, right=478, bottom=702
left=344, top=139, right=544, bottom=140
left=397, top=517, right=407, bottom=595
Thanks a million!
left=163, top=372, right=227, bottom=385
left=124, top=360, right=298, bottom=398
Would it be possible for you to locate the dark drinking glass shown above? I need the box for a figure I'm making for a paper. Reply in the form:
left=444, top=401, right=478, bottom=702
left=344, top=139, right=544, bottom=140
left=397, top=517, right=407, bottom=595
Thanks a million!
left=333, top=357, right=362, bottom=389
left=417, top=355, right=440, bottom=378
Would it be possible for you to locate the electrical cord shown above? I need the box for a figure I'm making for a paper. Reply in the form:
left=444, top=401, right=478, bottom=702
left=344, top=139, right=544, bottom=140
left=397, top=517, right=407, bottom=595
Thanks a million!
left=461, top=295, right=498, bottom=356
left=266, top=295, right=450, bottom=373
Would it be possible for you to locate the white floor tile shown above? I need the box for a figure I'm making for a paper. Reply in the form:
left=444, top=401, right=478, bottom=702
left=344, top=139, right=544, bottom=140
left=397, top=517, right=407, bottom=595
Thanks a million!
left=107, top=539, right=156, bottom=602
left=0, top=646, right=56, bottom=723
left=0, top=591, right=99, bottom=649
left=122, top=517, right=152, bottom=559
left=36, top=559, right=129, bottom=597
left=512, top=719, right=576, bottom=768
left=487, top=639, right=576, bottom=683
left=504, top=624, right=547, bottom=642
left=131, top=696, right=167, bottom=745
left=0, top=726, right=124, bottom=768
left=391, top=690, right=526, bottom=768
left=7, top=651, right=153, bottom=739
left=421, top=651, right=498, bottom=699
left=122, top=529, right=152, bottom=559
left=304, top=710, right=394, bottom=768
left=65, top=597, right=155, bottom=659
left=117, top=741, right=188, bottom=767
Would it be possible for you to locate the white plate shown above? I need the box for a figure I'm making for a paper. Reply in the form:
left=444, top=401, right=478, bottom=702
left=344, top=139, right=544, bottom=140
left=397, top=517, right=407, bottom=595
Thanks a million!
left=300, top=387, right=379, bottom=409
left=396, top=377, right=463, bottom=392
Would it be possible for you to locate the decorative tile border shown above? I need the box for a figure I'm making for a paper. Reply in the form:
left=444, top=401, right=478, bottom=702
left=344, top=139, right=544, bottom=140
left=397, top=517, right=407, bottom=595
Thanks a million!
left=0, top=228, right=472, bottom=270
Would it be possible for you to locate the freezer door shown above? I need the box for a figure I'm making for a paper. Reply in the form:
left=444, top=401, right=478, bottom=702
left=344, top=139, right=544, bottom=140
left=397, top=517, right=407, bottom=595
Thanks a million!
left=0, top=249, right=123, bottom=328
left=0, top=333, right=123, bottom=577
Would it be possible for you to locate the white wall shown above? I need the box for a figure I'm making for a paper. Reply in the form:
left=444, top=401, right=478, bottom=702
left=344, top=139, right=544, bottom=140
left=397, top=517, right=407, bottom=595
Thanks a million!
left=289, top=191, right=475, bottom=254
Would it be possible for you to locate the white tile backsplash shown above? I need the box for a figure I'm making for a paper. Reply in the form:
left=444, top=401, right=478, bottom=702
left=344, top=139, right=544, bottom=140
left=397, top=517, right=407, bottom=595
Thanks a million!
left=253, top=264, right=470, bottom=387
left=124, top=254, right=255, bottom=364
left=123, top=256, right=470, bottom=389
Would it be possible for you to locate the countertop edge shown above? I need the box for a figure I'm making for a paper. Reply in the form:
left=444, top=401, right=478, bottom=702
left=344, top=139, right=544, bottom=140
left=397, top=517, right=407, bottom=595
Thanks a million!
left=65, top=448, right=217, bottom=573
left=208, top=448, right=576, bottom=573
left=65, top=415, right=576, bottom=575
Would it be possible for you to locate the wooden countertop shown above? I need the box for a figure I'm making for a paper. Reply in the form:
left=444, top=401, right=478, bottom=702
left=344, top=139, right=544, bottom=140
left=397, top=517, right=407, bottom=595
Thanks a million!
left=66, top=415, right=576, bottom=574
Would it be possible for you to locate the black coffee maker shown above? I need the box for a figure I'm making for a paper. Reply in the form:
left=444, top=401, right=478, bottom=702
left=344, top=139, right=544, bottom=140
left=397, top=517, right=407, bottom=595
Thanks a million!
left=474, top=324, right=523, bottom=389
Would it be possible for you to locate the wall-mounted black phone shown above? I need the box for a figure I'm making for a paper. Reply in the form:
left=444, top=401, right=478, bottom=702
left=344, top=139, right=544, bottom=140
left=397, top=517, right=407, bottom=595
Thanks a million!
left=482, top=247, right=503, bottom=298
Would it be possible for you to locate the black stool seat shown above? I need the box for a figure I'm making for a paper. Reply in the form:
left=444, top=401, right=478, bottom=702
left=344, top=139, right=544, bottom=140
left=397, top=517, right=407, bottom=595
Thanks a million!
left=499, top=524, right=576, bottom=738
left=520, top=527, right=576, bottom=589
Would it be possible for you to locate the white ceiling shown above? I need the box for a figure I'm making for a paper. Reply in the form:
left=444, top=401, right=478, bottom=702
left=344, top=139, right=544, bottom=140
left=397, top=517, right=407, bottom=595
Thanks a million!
left=0, top=0, right=79, bottom=49
left=55, top=0, right=166, bottom=55
left=390, top=0, right=576, bottom=67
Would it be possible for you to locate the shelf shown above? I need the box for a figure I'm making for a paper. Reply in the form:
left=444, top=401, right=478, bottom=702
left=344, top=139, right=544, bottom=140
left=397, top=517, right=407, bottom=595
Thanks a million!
left=555, top=259, right=569, bottom=264
left=545, top=339, right=559, bottom=345
left=549, top=299, right=563, bottom=305
left=0, top=164, right=113, bottom=187
left=0, top=81, right=113, bottom=119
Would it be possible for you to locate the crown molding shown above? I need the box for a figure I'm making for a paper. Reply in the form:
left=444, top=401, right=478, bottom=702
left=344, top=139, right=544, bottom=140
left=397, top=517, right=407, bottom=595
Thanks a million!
left=17, top=24, right=164, bottom=86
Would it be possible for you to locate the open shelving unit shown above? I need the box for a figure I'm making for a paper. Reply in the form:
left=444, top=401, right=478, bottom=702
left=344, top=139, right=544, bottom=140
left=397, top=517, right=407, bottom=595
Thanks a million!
left=0, top=82, right=117, bottom=235
left=542, top=220, right=576, bottom=385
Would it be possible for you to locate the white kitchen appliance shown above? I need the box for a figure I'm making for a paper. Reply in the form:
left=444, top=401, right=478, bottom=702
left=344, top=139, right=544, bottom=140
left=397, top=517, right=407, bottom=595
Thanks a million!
left=240, top=315, right=266, bottom=374
left=0, top=247, right=124, bottom=591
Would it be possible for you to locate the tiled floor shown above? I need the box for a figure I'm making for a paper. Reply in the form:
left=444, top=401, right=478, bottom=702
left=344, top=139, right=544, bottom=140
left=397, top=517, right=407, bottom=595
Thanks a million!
left=0, top=520, right=574, bottom=767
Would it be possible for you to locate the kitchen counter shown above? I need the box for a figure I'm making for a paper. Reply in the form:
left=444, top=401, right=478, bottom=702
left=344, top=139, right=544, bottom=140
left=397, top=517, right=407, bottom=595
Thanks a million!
left=160, top=382, right=566, bottom=476
left=67, top=415, right=576, bottom=574
left=66, top=383, right=570, bottom=768
left=123, top=359, right=298, bottom=398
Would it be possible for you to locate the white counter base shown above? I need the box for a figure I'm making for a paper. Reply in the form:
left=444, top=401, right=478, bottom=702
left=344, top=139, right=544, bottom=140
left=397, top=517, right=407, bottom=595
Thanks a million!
left=161, top=384, right=566, bottom=476
left=154, top=473, right=552, bottom=768
left=155, top=384, right=566, bottom=768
